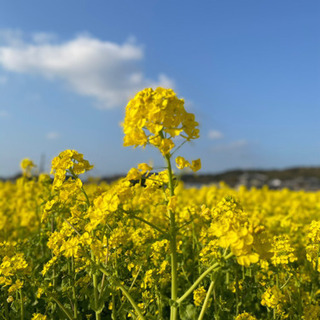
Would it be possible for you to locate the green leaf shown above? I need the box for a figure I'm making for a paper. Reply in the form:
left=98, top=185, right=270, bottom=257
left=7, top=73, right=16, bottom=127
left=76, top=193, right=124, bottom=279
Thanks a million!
left=179, top=303, right=197, bottom=320
left=88, top=290, right=107, bottom=314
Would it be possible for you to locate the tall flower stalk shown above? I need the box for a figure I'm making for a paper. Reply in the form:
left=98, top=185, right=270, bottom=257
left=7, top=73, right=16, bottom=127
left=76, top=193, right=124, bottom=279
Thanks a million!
left=123, top=87, right=201, bottom=319
left=165, top=153, right=178, bottom=320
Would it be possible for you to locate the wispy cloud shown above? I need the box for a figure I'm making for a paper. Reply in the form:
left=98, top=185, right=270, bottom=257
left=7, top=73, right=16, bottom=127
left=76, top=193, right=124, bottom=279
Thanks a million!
left=46, top=131, right=60, bottom=140
left=0, top=30, right=174, bottom=109
left=211, top=139, right=248, bottom=152
left=208, top=130, right=223, bottom=140
left=0, top=29, right=24, bottom=46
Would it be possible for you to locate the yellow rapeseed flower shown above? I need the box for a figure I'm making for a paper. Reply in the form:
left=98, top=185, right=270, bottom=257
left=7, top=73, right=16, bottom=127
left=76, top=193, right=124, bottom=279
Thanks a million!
left=123, top=87, right=199, bottom=156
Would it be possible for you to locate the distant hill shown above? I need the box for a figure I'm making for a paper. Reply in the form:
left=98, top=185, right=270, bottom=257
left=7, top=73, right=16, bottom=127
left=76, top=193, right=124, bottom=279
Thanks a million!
left=2, top=167, right=320, bottom=190
left=96, top=167, right=320, bottom=190
left=179, top=167, right=320, bottom=190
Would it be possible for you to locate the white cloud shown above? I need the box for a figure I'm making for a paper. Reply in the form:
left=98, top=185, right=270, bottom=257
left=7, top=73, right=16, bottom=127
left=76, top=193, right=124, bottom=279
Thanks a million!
left=0, top=29, right=24, bottom=46
left=0, top=31, right=174, bottom=109
left=46, top=132, right=60, bottom=140
left=211, top=139, right=248, bottom=152
left=208, top=130, right=223, bottom=140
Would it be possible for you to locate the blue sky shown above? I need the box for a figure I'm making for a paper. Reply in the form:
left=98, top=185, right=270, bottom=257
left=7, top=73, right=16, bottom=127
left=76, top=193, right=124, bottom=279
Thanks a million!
left=0, top=0, right=319, bottom=177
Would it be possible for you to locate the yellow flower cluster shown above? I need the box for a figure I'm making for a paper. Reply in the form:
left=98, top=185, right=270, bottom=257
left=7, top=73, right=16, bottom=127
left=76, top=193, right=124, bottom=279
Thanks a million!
left=193, top=286, right=207, bottom=306
left=31, top=313, right=47, bottom=320
left=270, top=235, right=297, bottom=266
left=51, top=149, right=93, bottom=189
left=306, top=220, right=320, bottom=271
left=0, top=253, right=28, bottom=277
left=175, top=156, right=201, bottom=172
left=123, top=87, right=199, bottom=155
left=235, top=312, right=257, bottom=320
left=20, top=158, right=35, bottom=177
left=201, top=196, right=259, bottom=267
left=0, top=250, right=28, bottom=296
left=261, top=285, right=284, bottom=310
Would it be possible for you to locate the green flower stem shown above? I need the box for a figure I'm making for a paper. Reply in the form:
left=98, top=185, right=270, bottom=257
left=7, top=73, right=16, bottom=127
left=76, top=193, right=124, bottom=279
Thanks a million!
left=19, top=289, right=24, bottom=320
left=93, top=272, right=101, bottom=320
left=129, top=213, right=168, bottom=236
left=111, top=293, right=116, bottom=320
left=116, top=282, right=146, bottom=320
left=99, top=274, right=106, bottom=301
left=81, top=185, right=90, bottom=206
left=71, top=170, right=100, bottom=319
left=310, top=245, right=320, bottom=301
left=3, top=293, right=9, bottom=319
left=213, top=285, right=218, bottom=319
left=64, top=218, right=81, bottom=236
left=165, top=153, right=175, bottom=197
left=235, top=269, right=240, bottom=316
left=51, top=215, right=57, bottom=290
left=117, top=265, right=142, bottom=315
left=177, top=252, right=232, bottom=305
left=91, top=252, right=101, bottom=320
left=198, top=280, right=215, bottom=320
left=46, top=292, right=75, bottom=320
left=99, top=242, right=110, bottom=301
left=177, top=263, right=220, bottom=305
left=99, top=266, right=146, bottom=320
left=165, top=154, right=178, bottom=320
left=71, top=257, right=78, bottom=319
left=69, top=169, right=90, bottom=206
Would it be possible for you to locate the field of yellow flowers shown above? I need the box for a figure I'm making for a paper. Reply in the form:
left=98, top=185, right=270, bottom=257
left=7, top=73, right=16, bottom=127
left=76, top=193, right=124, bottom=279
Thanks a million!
left=1, top=88, right=320, bottom=320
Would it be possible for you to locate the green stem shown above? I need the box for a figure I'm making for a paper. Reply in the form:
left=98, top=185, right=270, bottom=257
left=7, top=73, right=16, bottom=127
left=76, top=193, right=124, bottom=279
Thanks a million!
left=2, top=290, right=9, bottom=320
left=90, top=230, right=102, bottom=320
left=117, top=265, right=142, bottom=314
left=111, top=293, right=116, bottom=320
left=20, top=289, right=24, bottom=320
left=165, top=154, right=175, bottom=198
left=46, top=292, right=75, bottom=320
left=69, top=169, right=90, bottom=206
left=235, top=269, right=240, bottom=316
left=51, top=215, right=57, bottom=290
left=177, top=263, right=220, bottom=305
left=81, top=185, right=90, bottom=206
left=117, top=282, right=146, bottom=320
left=98, top=243, right=109, bottom=301
left=98, top=267, right=146, bottom=320
left=64, top=218, right=81, bottom=236
left=92, top=259, right=101, bottom=320
left=71, top=257, right=78, bottom=319
left=198, top=280, right=215, bottom=320
left=213, top=285, right=218, bottom=319
left=93, top=274, right=101, bottom=320
left=165, top=154, right=178, bottom=320
left=128, top=213, right=168, bottom=236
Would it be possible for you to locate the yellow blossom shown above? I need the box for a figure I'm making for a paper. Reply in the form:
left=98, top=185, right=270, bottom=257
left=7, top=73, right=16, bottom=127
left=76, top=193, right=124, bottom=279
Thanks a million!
left=123, top=88, right=199, bottom=155
left=193, top=286, right=207, bottom=306
left=175, top=156, right=190, bottom=170
left=31, top=314, right=47, bottom=320
left=190, top=159, right=201, bottom=172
